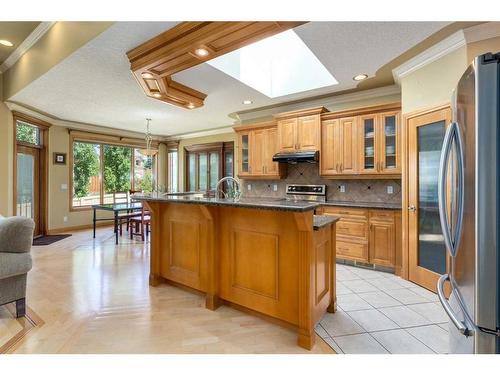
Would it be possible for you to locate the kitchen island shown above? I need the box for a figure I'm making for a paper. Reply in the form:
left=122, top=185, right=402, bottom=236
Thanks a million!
left=133, top=193, right=338, bottom=350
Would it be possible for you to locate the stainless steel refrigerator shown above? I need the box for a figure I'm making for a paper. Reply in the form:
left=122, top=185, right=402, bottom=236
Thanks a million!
left=437, top=52, right=500, bottom=354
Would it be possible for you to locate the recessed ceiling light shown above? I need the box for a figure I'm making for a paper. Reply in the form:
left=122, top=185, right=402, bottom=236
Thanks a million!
left=353, top=74, right=368, bottom=81
left=152, top=93, right=161, bottom=98
left=0, top=40, right=14, bottom=47
left=242, top=100, right=253, bottom=105
left=142, top=72, right=154, bottom=79
left=194, top=48, right=209, bottom=57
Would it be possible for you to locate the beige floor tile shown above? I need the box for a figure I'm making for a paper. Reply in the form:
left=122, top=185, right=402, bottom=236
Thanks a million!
left=347, top=309, right=399, bottom=332
left=334, top=333, right=389, bottom=354
left=320, top=310, right=365, bottom=337
left=371, top=329, right=434, bottom=354
left=406, top=325, right=449, bottom=354
left=378, top=305, right=431, bottom=328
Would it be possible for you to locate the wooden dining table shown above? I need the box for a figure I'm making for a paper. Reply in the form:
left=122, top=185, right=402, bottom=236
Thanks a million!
left=92, top=202, right=143, bottom=244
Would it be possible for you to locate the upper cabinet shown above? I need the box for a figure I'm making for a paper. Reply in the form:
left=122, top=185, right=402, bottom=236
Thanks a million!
left=321, top=104, right=401, bottom=178
left=275, top=107, right=326, bottom=153
left=234, top=122, right=286, bottom=179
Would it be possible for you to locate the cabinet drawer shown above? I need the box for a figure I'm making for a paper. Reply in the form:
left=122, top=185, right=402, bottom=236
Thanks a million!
left=322, top=206, right=368, bottom=220
left=336, top=220, right=368, bottom=240
left=336, top=241, right=368, bottom=262
left=369, top=210, right=395, bottom=223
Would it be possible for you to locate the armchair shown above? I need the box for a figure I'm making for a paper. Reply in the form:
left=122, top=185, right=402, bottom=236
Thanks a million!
left=0, top=216, right=34, bottom=318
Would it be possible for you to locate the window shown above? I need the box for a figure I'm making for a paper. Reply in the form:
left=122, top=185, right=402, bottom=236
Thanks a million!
left=16, top=120, right=41, bottom=145
left=185, top=142, right=233, bottom=192
left=167, top=148, right=178, bottom=192
left=71, top=136, right=158, bottom=209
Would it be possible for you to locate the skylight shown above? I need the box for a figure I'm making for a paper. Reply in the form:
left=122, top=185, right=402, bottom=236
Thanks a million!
left=207, top=30, right=338, bottom=98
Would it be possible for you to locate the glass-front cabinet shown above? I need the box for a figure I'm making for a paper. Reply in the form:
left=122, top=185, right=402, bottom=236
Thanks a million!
left=238, top=131, right=252, bottom=176
left=358, top=111, right=400, bottom=175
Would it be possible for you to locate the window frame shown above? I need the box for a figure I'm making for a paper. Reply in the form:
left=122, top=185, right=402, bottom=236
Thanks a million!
left=69, top=131, right=158, bottom=211
left=167, top=142, right=179, bottom=193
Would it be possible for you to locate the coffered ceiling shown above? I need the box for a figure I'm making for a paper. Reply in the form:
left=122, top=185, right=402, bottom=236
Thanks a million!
left=9, top=21, right=451, bottom=136
left=0, top=22, right=40, bottom=64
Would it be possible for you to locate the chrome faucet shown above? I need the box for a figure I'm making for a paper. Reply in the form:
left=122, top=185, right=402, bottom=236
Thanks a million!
left=215, top=176, right=242, bottom=200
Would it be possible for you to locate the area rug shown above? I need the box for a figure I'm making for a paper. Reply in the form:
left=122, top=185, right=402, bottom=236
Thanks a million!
left=33, top=234, right=72, bottom=246
left=0, top=303, right=44, bottom=354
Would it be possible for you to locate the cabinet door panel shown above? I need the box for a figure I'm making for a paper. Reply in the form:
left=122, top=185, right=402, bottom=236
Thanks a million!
left=277, top=118, right=297, bottom=152
left=252, top=129, right=265, bottom=175
left=358, top=115, right=378, bottom=174
left=238, top=132, right=251, bottom=176
left=379, top=112, right=401, bottom=174
left=339, top=117, right=358, bottom=174
left=369, top=222, right=395, bottom=266
left=320, top=119, right=340, bottom=176
left=336, top=240, right=368, bottom=262
left=264, top=127, right=279, bottom=175
left=297, top=115, right=320, bottom=151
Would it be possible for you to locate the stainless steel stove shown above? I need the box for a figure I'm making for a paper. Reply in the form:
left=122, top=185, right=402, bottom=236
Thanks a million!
left=285, top=184, right=326, bottom=202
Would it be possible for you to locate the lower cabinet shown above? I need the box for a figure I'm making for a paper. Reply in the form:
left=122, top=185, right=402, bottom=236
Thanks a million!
left=319, top=206, right=401, bottom=268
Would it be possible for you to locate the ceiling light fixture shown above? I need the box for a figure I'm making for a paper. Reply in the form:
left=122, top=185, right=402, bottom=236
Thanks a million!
left=353, top=74, right=368, bottom=81
left=141, top=72, right=154, bottom=79
left=187, top=103, right=196, bottom=109
left=152, top=93, right=162, bottom=98
left=0, top=39, right=14, bottom=47
left=140, top=118, right=157, bottom=157
left=194, top=48, right=209, bottom=57
left=242, top=100, right=253, bottom=105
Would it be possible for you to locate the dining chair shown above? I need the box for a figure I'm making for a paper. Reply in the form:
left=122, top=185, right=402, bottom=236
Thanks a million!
left=129, top=205, right=151, bottom=241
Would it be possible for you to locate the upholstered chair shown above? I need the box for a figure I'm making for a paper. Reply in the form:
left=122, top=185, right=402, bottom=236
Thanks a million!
left=0, top=216, right=34, bottom=318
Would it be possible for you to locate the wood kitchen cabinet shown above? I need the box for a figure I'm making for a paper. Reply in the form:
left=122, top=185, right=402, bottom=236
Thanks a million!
left=274, top=107, right=326, bottom=153
left=320, top=104, right=401, bottom=178
left=234, top=122, right=286, bottom=179
left=318, top=206, right=400, bottom=269
left=320, top=116, right=358, bottom=176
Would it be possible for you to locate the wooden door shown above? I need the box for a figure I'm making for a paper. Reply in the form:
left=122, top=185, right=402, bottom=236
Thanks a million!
left=252, top=129, right=265, bottom=175
left=237, top=131, right=252, bottom=177
left=16, top=145, right=41, bottom=236
left=408, top=107, right=452, bottom=292
left=297, top=115, right=320, bottom=151
left=277, top=118, right=297, bottom=152
left=320, top=119, right=341, bottom=176
left=369, top=221, right=395, bottom=267
left=264, top=127, right=279, bottom=175
left=379, top=111, right=401, bottom=174
left=358, top=114, right=378, bottom=174
left=339, top=117, right=358, bottom=174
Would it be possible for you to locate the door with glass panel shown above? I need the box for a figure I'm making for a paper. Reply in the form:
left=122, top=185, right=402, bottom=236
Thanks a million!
left=16, top=145, right=41, bottom=236
left=408, top=107, right=452, bottom=292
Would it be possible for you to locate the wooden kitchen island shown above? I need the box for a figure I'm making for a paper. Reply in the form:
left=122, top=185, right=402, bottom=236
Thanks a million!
left=134, top=193, right=338, bottom=350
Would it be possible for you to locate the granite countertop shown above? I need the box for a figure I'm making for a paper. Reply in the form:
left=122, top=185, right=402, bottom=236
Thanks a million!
left=313, top=215, right=340, bottom=230
left=322, top=200, right=402, bottom=210
left=133, top=193, right=321, bottom=212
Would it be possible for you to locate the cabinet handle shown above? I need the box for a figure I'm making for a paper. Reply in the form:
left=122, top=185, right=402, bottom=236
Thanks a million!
left=340, top=163, right=343, bottom=172
left=335, top=163, right=339, bottom=173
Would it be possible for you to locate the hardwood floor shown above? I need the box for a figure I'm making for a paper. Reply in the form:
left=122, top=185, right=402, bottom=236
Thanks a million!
left=9, top=228, right=333, bottom=354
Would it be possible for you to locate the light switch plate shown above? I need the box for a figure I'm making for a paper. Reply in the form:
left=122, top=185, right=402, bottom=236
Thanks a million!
left=340, top=185, right=346, bottom=193
left=247, top=184, right=252, bottom=191
left=273, top=184, right=278, bottom=192
left=61, top=183, right=68, bottom=190
left=63, top=216, right=68, bottom=223
left=387, top=185, right=394, bottom=194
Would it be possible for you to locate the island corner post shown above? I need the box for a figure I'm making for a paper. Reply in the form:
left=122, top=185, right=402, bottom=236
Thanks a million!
left=144, top=200, right=336, bottom=350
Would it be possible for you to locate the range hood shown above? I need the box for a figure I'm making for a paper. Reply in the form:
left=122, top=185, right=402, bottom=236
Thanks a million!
left=272, top=151, right=319, bottom=164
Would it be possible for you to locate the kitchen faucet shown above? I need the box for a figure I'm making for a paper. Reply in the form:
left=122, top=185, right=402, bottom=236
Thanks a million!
left=215, top=177, right=242, bottom=200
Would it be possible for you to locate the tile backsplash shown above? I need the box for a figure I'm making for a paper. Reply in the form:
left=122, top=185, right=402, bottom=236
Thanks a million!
left=241, top=163, right=401, bottom=204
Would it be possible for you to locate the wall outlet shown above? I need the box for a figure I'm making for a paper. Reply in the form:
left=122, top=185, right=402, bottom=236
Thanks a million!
left=272, top=184, right=278, bottom=192
left=63, top=216, right=68, bottom=223
left=387, top=185, right=394, bottom=194
left=61, top=183, right=68, bottom=191
left=247, top=184, right=252, bottom=191
left=339, top=185, right=346, bottom=193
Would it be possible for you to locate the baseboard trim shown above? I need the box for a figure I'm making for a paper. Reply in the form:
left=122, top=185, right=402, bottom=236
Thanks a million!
left=47, top=222, right=113, bottom=234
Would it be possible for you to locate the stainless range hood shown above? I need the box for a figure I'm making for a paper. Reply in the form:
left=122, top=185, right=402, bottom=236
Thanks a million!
left=272, top=151, right=319, bottom=164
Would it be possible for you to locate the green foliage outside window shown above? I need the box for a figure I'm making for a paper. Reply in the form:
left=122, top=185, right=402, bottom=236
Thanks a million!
left=16, top=122, right=39, bottom=144
left=104, top=145, right=132, bottom=193
left=73, top=143, right=100, bottom=198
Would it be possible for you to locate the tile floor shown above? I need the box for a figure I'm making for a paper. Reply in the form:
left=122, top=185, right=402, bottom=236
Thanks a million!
left=316, top=264, right=450, bottom=354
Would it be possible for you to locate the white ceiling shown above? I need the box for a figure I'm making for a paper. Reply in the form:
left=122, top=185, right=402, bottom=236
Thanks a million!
left=10, top=21, right=449, bottom=136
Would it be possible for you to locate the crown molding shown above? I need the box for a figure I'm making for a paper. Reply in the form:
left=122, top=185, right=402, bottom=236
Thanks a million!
left=0, top=22, right=56, bottom=74
left=392, top=30, right=466, bottom=84
left=463, top=21, right=500, bottom=43
left=168, top=125, right=236, bottom=141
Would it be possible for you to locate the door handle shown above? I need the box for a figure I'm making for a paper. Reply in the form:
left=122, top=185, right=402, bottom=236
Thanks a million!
left=438, top=122, right=465, bottom=257
left=408, top=205, right=416, bottom=212
left=437, top=274, right=473, bottom=336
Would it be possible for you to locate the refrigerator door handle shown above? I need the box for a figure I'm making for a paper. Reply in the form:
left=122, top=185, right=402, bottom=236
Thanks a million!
left=438, top=121, right=465, bottom=257
left=437, top=274, right=473, bottom=336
